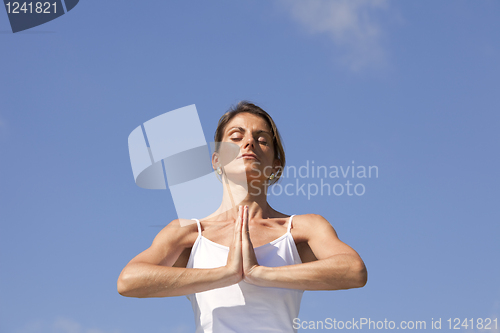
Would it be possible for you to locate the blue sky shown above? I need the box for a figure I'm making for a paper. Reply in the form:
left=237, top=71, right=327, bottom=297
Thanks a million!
left=1, top=1, right=499, bottom=332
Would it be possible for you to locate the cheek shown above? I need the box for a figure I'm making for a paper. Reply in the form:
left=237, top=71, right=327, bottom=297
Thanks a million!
left=263, top=151, right=276, bottom=164
left=266, top=145, right=276, bottom=157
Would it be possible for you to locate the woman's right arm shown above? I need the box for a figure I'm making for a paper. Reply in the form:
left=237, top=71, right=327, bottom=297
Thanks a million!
left=117, top=217, right=243, bottom=298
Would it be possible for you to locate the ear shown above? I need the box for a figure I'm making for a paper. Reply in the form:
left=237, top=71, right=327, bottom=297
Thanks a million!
left=273, top=158, right=282, bottom=175
left=212, top=152, right=220, bottom=170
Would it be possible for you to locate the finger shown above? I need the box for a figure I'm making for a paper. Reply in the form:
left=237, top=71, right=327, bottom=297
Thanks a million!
left=242, top=206, right=252, bottom=244
left=238, top=205, right=243, bottom=242
left=233, top=205, right=242, bottom=243
left=244, top=205, right=249, bottom=233
left=241, top=205, right=247, bottom=236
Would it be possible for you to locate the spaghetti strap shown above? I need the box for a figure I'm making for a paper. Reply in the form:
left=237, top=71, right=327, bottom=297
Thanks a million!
left=191, top=218, right=202, bottom=237
left=287, top=215, right=295, bottom=233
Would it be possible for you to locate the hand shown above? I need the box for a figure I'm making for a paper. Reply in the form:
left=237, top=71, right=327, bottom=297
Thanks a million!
left=225, top=206, right=244, bottom=284
left=241, top=205, right=260, bottom=283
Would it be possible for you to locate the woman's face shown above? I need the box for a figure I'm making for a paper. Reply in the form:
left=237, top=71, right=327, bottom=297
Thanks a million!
left=216, top=112, right=278, bottom=183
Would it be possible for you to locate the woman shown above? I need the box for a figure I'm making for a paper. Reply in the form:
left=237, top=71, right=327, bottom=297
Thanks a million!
left=117, top=101, right=367, bottom=332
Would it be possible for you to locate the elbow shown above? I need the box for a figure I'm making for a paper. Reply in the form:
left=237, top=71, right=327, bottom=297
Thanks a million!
left=351, top=260, right=367, bottom=289
left=117, top=273, right=129, bottom=296
left=334, top=259, right=366, bottom=290
left=117, top=269, right=137, bottom=297
left=117, top=267, right=162, bottom=298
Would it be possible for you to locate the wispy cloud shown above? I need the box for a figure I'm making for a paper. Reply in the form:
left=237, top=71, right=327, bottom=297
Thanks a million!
left=482, top=299, right=500, bottom=333
left=464, top=299, right=500, bottom=333
left=52, top=317, right=82, bottom=333
left=15, top=317, right=121, bottom=333
left=278, top=0, right=391, bottom=71
left=14, top=320, right=44, bottom=333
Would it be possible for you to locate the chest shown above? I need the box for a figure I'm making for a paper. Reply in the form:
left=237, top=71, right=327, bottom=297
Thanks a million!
left=174, top=217, right=316, bottom=267
left=202, top=222, right=289, bottom=248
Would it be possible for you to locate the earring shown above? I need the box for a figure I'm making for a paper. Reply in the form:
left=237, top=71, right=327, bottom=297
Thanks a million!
left=269, top=173, right=275, bottom=180
left=216, top=167, right=222, bottom=175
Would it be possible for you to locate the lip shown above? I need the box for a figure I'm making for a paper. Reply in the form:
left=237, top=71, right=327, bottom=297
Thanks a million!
left=239, top=153, right=259, bottom=161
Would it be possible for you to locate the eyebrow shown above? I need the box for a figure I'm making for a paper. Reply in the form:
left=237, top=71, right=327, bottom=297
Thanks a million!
left=227, top=127, right=272, bottom=136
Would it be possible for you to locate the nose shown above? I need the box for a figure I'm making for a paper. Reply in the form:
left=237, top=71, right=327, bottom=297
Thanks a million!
left=243, top=135, right=255, bottom=149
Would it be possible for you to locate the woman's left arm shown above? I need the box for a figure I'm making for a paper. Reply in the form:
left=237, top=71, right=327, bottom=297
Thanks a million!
left=242, top=212, right=367, bottom=290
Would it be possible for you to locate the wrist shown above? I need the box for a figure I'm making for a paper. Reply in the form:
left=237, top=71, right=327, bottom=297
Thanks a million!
left=222, top=266, right=243, bottom=285
left=244, top=265, right=269, bottom=286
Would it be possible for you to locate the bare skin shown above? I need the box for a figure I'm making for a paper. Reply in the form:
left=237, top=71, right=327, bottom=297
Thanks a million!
left=117, top=113, right=367, bottom=298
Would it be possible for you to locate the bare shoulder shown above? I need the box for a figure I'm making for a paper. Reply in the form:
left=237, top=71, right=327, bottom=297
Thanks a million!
left=291, top=214, right=338, bottom=242
left=125, top=218, right=199, bottom=268
left=292, top=213, right=361, bottom=261
left=153, top=218, right=199, bottom=248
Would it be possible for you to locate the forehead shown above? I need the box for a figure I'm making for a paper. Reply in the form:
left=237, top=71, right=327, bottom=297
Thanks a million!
left=224, top=113, right=271, bottom=133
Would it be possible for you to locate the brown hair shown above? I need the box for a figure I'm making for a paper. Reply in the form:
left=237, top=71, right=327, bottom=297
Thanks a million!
left=214, top=101, right=285, bottom=185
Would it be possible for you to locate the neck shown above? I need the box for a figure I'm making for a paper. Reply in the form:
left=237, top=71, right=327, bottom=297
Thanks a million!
left=213, top=175, right=275, bottom=220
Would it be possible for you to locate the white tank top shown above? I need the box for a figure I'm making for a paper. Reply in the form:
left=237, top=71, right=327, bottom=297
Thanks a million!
left=186, top=215, right=304, bottom=333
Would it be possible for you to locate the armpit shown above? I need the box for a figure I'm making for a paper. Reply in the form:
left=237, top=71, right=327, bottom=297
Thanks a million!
left=296, top=242, right=318, bottom=263
left=172, top=247, right=192, bottom=268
